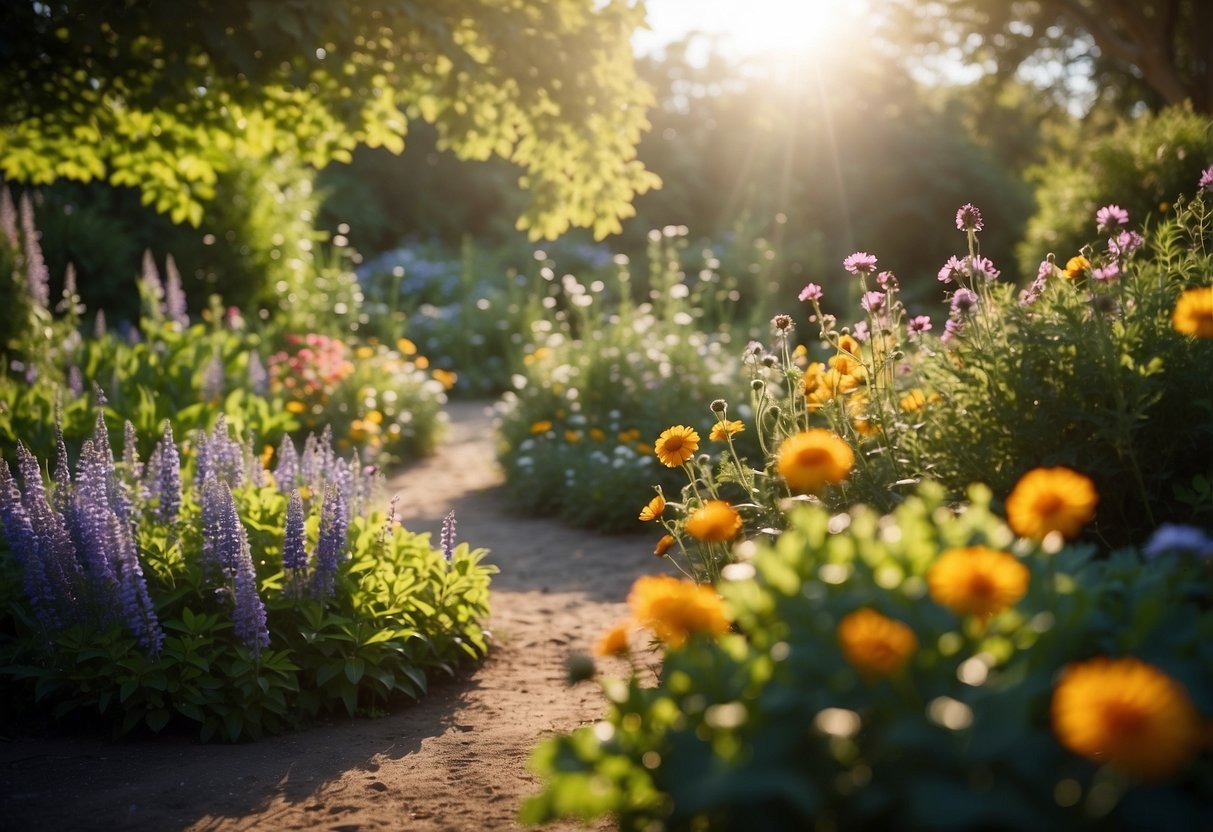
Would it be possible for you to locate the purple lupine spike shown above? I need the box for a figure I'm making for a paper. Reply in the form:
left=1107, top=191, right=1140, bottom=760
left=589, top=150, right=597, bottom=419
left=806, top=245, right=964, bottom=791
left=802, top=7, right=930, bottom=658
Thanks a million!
left=66, top=365, right=84, bottom=398
left=440, top=511, right=456, bottom=560
left=107, top=501, right=164, bottom=656
left=282, top=490, right=308, bottom=573
left=18, top=193, right=50, bottom=309
left=204, top=479, right=268, bottom=655
left=379, top=495, right=399, bottom=547
left=200, top=476, right=241, bottom=578
left=122, top=421, right=143, bottom=481
left=194, top=416, right=244, bottom=488
left=299, top=431, right=322, bottom=487
left=247, top=352, right=268, bottom=397
left=201, top=348, right=224, bottom=402
left=0, top=459, right=62, bottom=633
left=310, top=484, right=348, bottom=602
left=0, top=186, right=17, bottom=249
left=57, top=262, right=79, bottom=316
left=16, top=444, right=85, bottom=623
left=93, top=309, right=107, bottom=339
left=232, top=542, right=270, bottom=657
left=143, top=422, right=181, bottom=525
left=68, top=439, right=121, bottom=618
left=273, top=436, right=299, bottom=491
left=163, top=254, right=189, bottom=327
left=140, top=250, right=164, bottom=320
left=52, top=426, right=72, bottom=514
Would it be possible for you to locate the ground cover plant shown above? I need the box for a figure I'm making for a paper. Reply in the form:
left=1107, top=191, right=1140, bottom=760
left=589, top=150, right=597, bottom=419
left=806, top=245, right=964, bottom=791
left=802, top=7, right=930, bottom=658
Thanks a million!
left=0, top=411, right=493, bottom=741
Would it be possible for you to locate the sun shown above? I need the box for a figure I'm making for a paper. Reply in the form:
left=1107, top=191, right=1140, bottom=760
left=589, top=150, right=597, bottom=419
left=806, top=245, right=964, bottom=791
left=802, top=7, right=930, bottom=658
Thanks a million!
left=726, top=0, right=866, bottom=56
left=638, top=0, right=869, bottom=60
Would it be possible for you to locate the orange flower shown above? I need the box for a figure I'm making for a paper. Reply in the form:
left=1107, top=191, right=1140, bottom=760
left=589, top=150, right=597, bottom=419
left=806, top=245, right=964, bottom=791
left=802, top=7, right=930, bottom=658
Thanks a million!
left=837, top=608, right=918, bottom=678
left=655, top=425, right=700, bottom=467
left=530, top=420, right=553, bottom=435
left=684, top=500, right=742, bottom=542
left=1005, top=467, right=1098, bottom=541
left=776, top=430, right=854, bottom=494
left=1053, top=657, right=1203, bottom=780
left=928, top=546, right=1029, bottom=619
left=899, top=389, right=927, bottom=413
left=638, top=494, right=666, bottom=522
left=628, top=575, right=730, bottom=647
left=594, top=622, right=632, bottom=657
left=838, top=334, right=861, bottom=355
left=709, top=420, right=745, bottom=441
left=1172, top=286, right=1213, bottom=338
left=1064, top=255, right=1091, bottom=280
left=653, top=534, right=675, bottom=557
left=285, top=400, right=307, bottom=414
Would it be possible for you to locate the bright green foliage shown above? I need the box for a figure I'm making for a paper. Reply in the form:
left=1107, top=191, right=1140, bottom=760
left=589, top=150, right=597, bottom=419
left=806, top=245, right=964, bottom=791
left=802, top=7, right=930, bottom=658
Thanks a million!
left=0, top=1, right=659, bottom=241
left=523, top=487, right=1213, bottom=830
left=1, top=473, right=494, bottom=742
left=1020, top=106, right=1213, bottom=277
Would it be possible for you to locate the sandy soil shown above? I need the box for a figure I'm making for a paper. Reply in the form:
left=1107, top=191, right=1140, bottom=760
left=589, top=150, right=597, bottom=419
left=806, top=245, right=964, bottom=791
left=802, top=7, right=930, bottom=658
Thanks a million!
left=0, top=400, right=660, bottom=831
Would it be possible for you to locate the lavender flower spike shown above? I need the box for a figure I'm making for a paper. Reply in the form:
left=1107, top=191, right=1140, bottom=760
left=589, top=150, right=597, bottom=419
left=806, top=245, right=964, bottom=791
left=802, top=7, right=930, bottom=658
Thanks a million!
left=310, top=484, right=349, bottom=602
left=163, top=254, right=189, bottom=327
left=19, top=193, right=50, bottom=308
left=440, top=511, right=457, bottom=561
left=0, top=186, right=17, bottom=249
left=282, top=490, right=308, bottom=572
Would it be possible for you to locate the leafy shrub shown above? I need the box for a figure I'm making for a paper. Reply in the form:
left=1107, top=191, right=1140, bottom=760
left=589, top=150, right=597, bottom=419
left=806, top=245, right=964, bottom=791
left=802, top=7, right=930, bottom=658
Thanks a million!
left=495, top=231, right=745, bottom=533
left=523, top=486, right=1213, bottom=830
left=1020, top=106, right=1212, bottom=278
left=0, top=415, right=493, bottom=741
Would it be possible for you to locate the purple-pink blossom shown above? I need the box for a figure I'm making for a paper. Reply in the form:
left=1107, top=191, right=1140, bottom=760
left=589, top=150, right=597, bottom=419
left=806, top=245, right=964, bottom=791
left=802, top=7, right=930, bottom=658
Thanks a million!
left=861, top=291, right=886, bottom=313
left=970, top=256, right=1000, bottom=281
left=950, top=288, right=979, bottom=315
left=1198, top=166, right=1213, bottom=191
left=1092, top=262, right=1120, bottom=282
left=955, top=203, right=983, bottom=232
left=798, top=283, right=823, bottom=302
left=1108, top=230, right=1144, bottom=260
left=937, top=256, right=966, bottom=284
left=843, top=252, right=878, bottom=275
left=852, top=321, right=870, bottom=342
left=907, top=315, right=932, bottom=335
left=1095, top=204, right=1129, bottom=233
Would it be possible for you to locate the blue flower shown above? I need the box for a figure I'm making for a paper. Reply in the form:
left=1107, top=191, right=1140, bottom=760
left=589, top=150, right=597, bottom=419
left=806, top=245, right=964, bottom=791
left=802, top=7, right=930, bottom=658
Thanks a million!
left=1143, top=524, right=1213, bottom=561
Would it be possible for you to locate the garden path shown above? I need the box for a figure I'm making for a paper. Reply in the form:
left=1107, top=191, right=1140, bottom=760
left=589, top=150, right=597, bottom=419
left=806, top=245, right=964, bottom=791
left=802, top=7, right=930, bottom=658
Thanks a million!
left=0, top=400, right=658, bottom=831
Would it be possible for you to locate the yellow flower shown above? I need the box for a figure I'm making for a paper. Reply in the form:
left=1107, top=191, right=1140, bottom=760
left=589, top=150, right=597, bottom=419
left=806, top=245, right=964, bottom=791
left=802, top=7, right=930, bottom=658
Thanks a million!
left=709, top=420, right=745, bottom=441
left=355, top=346, right=375, bottom=359
left=655, top=425, right=700, bottom=468
left=828, top=353, right=864, bottom=377
left=259, top=444, right=275, bottom=468
left=589, top=427, right=606, bottom=441
left=628, top=575, right=730, bottom=648
left=564, top=430, right=582, bottom=443
left=1052, top=657, right=1203, bottom=781
left=364, top=410, right=383, bottom=425
left=396, top=337, right=418, bottom=355
left=838, top=334, right=861, bottom=355
left=927, top=546, right=1029, bottom=619
left=776, top=429, right=854, bottom=494
left=1064, top=255, right=1091, bottom=280
left=432, top=369, right=458, bottom=389
left=684, top=500, right=742, bottom=542
left=635, top=442, right=653, bottom=456
left=654, top=534, right=675, bottom=557
left=1005, top=467, right=1098, bottom=541
left=530, top=420, right=553, bottom=435
left=638, top=494, right=666, bottom=521
left=1172, top=286, right=1213, bottom=338
left=837, top=608, right=918, bottom=678
left=414, top=355, right=430, bottom=369
left=285, top=400, right=307, bottom=414
left=594, top=622, right=632, bottom=657
left=899, top=389, right=927, bottom=413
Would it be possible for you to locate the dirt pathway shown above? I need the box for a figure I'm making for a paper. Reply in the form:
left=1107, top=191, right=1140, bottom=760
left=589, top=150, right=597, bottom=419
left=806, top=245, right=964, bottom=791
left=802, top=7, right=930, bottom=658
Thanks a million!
left=0, top=401, right=659, bottom=831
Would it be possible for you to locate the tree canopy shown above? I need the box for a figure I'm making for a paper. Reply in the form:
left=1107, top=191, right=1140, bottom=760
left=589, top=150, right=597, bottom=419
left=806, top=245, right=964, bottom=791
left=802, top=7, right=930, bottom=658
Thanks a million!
left=0, top=0, right=659, bottom=239
left=882, top=0, right=1213, bottom=114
